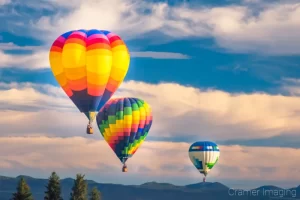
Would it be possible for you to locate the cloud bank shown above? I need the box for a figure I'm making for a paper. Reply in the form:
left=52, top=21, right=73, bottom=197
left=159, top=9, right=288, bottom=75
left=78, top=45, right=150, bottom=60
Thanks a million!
left=2, top=81, right=300, bottom=142
left=1, top=0, right=300, bottom=70
left=22, top=0, right=300, bottom=55
left=0, top=136, right=299, bottom=188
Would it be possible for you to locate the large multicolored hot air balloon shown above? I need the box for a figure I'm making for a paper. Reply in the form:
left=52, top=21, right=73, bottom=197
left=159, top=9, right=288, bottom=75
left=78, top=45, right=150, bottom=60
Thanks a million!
left=49, top=29, right=130, bottom=134
left=188, top=141, right=220, bottom=182
left=96, top=97, right=153, bottom=172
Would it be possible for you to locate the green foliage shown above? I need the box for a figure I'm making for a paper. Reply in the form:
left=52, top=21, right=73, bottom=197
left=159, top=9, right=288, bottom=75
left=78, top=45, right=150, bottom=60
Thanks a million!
left=44, top=172, right=63, bottom=200
left=89, top=187, right=101, bottom=200
left=70, top=174, right=88, bottom=200
left=11, top=177, right=34, bottom=200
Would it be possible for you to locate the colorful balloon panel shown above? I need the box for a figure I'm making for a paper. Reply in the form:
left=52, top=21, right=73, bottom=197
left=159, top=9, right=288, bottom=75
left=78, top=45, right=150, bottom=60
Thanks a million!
left=96, top=97, right=153, bottom=163
left=49, top=29, right=130, bottom=121
left=188, top=141, right=220, bottom=176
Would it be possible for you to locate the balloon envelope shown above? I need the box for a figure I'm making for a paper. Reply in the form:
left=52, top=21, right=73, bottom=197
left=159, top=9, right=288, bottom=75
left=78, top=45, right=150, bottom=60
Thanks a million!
left=188, top=141, right=220, bottom=176
left=96, top=97, right=153, bottom=164
left=49, top=29, right=130, bottom=122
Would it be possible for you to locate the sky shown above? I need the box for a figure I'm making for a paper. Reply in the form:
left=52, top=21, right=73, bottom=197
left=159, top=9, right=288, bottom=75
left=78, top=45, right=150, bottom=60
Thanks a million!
left=0, top=0, right=300, bottom=190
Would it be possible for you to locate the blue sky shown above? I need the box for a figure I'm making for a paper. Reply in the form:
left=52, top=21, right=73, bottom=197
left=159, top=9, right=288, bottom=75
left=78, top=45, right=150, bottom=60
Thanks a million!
left=1, top=0, right=300, bottom=189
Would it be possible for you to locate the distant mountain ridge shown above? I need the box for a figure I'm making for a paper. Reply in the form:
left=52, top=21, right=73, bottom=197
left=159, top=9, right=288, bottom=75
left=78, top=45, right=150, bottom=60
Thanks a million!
left=0, top=175, right=299, bottom=200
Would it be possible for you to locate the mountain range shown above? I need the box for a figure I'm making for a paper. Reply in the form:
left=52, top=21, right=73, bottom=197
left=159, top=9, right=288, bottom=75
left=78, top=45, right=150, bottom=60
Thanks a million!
left=0, top=175, right=299, bottom=200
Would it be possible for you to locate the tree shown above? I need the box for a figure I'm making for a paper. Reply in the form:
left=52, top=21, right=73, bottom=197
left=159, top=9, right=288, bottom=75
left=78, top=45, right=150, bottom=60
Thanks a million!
left=11, top=177, right=34, bottom=200
left=70, top=174, right=88, bottom=200
left=89, top=187, right=101, bottom=200
left=44, top=172, right=63, bottom=200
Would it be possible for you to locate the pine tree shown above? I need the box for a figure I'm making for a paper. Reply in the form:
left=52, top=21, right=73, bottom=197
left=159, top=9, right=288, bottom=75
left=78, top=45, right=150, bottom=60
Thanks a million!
left=89, top=187, right=101, bottom=200
left=44, top=172, right=63, bottom=200
left=11, top=177, right=34, bottom=200
left=70, top=174, right=88, bottom=200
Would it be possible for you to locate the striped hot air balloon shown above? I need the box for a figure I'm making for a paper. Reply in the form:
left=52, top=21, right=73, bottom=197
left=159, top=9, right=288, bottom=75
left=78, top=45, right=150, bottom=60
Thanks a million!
left=96, top=97, right=153, bottom=172
left=49, top=29, right=130, bottom=134
left=188, top=141, right=220, bottom=182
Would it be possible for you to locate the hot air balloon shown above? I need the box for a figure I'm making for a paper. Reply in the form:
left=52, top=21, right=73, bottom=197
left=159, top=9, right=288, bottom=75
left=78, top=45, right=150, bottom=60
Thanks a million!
left=49, top=29, right=130, bottom=134
left=188, top=141, right=220, bottom=182
left=96, top=97, right=153, bottom=172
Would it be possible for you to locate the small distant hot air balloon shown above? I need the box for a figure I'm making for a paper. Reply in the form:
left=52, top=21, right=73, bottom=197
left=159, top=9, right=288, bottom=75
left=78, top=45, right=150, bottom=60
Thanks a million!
left=96, top=97, right=153, bottom=172
left=188, top=141, right=220, bottom=182
left=49, top=29, right=130, bottom=134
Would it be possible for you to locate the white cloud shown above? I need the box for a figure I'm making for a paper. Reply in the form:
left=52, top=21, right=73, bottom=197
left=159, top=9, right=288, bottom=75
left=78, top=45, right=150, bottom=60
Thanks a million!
left=0, top=50, right=49, bottom=69
left=0, top=136, right=299, bottom=185
left=130, top=51, right=190, bottom=59
left=0, top=43, right=48, bottom=69
left=2, top=0, right=298, bottom=70
left=31, top=0, right=167, bottom=41
left=1, top=80, right=300, bottom=186
left=161, top=2, right=300, bottom=55
left=0, top=43, right=47, bottom=68
left=0, top=43, right=189, bottom=68
left=120, top=81, right=300, bottom=140
left=2, top=81, right=300, bottom=141
left=0, top=42, right=38, bottom=51
left=0, top=0, right=10, bottom=6
left=27, top=0, right=300, bottom=55
left=211, top=3, right=300, bottom=55
left=279, top=78, right=300, bottom=96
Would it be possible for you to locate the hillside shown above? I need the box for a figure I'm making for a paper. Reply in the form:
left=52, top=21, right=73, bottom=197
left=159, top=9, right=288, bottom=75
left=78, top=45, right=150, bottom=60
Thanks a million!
left=0, top=175, right=299, bottom=200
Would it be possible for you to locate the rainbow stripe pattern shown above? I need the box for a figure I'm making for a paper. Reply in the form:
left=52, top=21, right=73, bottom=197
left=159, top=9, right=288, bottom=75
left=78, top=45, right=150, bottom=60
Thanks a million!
left=96, top=97, right=153, bottom=164
left=49, top=29, right=130, bottom=121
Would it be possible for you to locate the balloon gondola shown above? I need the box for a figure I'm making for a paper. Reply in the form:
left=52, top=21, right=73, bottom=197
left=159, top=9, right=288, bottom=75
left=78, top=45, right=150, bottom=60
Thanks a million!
left=86, top=122, right=93, bottom=134
left=122, top=164, right=128, bottom=172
